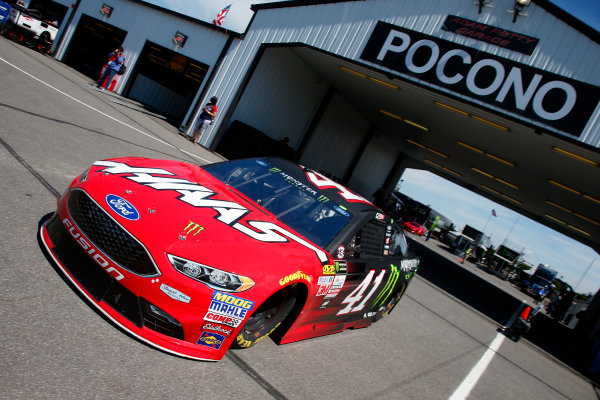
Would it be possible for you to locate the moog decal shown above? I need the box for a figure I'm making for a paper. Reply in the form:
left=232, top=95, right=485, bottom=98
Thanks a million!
left=94, top=161, right=328, bottom=262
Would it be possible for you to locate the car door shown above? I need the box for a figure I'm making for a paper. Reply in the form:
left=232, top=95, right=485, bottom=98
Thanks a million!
left=319, top=214, right=418, bottom=323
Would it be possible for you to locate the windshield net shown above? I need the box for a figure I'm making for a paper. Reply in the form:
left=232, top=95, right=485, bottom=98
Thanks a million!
left=203, top=159, right=353, bottom=248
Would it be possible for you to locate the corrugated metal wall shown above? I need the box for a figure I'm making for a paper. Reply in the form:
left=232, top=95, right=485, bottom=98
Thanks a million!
left=299, top=93, right=370, bottom=180
left=227, top=47, right=328, bottom=149
left=55, top=0, right=229, bottom=96
left=203, top=0, right=600, bottom=148
left=349, top=134, right=399, bottom=198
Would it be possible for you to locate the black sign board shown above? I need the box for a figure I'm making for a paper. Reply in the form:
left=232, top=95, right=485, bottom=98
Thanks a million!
left=442, top=15, right=539, bottom=56
left=496, top=245, right=520, bottom=263
left=100, top=3, right=113, bottom=18
left=174, top=31, right=187, bottom=48
left=360, top=21, right=600, bottom=137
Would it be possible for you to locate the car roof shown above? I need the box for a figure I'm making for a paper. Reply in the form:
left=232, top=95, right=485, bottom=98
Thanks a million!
left=263, top=157, right=381, bottom=216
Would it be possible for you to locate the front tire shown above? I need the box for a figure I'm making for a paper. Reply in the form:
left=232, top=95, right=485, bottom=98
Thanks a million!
left=234, top=285, right=297, bottom=348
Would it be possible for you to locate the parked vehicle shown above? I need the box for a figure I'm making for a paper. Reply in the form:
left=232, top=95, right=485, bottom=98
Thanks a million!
left=521, top=264, right=558, bottom=302
left=5, top=4, right=57, bottom=50
left=403, top=221, right=425, bottom=235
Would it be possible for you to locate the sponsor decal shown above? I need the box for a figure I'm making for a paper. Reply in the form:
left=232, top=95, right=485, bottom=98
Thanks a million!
left=360, top=21, right=600, bottom=137
left=197, top=332, right=226, bottom=350
left=202, top=322, right=233, bottom=337
left=317, top=276, right=334, bottom=296
left=442, top=15, right=539, bottom=55
left=375, top=213, right=385, bottom=220
left=105, top=194, right=140, bottom=221
left=325, top=275, right=346, bottom=299
left=279, top=270, right=311, bottom=286
left=334, top=206, right=349, bottom=216
left=203, top=311, right=242, bottom=328
left=62, top=218, right=124, bottom=281
left=323, top=265, right=336, bottom=275
left=400, top=259, right=419, bottom=272
left=337, top=246, right=345, bottom=259
left=95, top=161, right=329, bottom=263
left=319, top=298, right=332, bottom=309
left=159, top=283, right=191, bottom=303
left=208, top=292, right=254, bottom=319
left=335, top=260, right=347, bottom=274
left=372, top=264, right=400, bottom=310
left=181, top=221, right=204, bottom=236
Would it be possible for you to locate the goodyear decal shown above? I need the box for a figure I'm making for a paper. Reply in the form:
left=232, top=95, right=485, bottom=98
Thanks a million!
left=197, top=332, right=226, bottom=350
left=208, top=292, right=254, bottom=319
left=372, top=264, right=400, bottom=309
left=279, top=270, right=311, bottom=286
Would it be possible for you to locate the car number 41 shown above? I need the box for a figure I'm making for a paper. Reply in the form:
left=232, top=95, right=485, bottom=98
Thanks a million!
left=337, top=270, right=385, bottom=315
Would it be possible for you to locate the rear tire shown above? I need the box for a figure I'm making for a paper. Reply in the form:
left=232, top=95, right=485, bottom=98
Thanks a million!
left=233, top=285, right=297, bottom=348
left=373, top=281, right=407, bottom=322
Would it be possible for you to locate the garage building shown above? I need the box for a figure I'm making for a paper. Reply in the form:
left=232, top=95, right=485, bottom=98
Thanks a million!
left=21, top=0, right=600, bottom=255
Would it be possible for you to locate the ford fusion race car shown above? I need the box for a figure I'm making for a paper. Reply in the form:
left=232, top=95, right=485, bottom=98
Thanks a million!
left=39, top=157, right=419, bottom=361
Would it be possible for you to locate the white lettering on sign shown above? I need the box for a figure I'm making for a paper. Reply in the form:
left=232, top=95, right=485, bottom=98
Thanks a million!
left=362, top=21, right=600, bottom=136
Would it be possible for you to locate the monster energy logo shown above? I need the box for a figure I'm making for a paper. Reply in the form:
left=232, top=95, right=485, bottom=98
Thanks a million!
left=183, top=221, right=204, bottom=236
left=372, top=264, right=400, bottom=309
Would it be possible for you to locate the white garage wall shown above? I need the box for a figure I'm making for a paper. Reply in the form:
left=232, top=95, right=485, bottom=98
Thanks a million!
left=299, top=92, right=370, bottom=180
left=55, top=0, right=229, bottom=94
left=227, top=47, right=329, bottom=149
left=203, top=0, right=600, bottom=148
left=349, top=134, right=399, bottom=198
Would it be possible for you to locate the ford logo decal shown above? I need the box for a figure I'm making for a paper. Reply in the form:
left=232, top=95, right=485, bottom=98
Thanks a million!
left=105, top=194, right=140, bottom=220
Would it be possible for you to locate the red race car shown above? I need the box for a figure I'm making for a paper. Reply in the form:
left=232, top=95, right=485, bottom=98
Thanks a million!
left=403, top=221, right=425, bottom=236
left=39, top=157, right=419, bottom=361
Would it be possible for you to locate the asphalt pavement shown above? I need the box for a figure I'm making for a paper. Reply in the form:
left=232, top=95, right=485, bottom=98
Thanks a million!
left=1, top=36, right=598, bottom=399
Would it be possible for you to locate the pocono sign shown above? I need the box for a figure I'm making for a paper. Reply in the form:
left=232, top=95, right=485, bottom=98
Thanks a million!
left=360, top=21, right=600, bottom=137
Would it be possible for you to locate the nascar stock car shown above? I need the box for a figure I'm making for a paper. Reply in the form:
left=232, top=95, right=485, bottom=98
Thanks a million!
left=39, top=157, right=419, bottom=361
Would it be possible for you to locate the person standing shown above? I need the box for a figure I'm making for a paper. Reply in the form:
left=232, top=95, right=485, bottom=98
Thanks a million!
left=191, top=96, right=218, bottom=144
left=97, top=47, right=124, bottom=90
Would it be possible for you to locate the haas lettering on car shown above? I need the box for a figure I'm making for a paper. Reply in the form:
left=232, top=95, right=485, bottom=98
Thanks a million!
left=94, top=161, right=328, bottom=262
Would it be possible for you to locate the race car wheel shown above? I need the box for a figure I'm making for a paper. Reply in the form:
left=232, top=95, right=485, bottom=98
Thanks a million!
left=234, top=285, right=297, bottom=348
left=373, top=281, right=407, bottom=322
left=39, top=31, right=51, bottom=43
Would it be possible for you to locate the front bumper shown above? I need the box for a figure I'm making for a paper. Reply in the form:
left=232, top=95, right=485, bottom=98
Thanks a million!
left=39, top=211, right=229, bottom=361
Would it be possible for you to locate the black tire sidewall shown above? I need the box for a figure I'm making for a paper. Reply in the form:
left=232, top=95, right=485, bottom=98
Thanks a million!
left=234, top=285, right=297, bottom=348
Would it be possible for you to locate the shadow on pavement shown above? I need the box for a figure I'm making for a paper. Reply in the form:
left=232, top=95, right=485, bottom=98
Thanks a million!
left=409, top=238, right=596, bottom=383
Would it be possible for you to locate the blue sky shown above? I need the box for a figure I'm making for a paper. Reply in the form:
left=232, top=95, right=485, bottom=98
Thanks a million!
left=142, top=0, right=600, bottom=294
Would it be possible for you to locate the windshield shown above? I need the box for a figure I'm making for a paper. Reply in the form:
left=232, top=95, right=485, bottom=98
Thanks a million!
left=203, top=159, right=353, bottom=248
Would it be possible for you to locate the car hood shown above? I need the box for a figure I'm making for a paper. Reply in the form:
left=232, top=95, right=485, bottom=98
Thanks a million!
left=77, top=158, right=328, bottom=276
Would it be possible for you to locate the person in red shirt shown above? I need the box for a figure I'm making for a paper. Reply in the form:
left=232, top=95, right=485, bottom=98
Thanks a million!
left=191, top=96, right=218, bottom=144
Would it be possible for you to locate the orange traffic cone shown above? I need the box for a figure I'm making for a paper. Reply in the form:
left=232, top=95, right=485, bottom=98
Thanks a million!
left=519, top=306, right=531, bottom=321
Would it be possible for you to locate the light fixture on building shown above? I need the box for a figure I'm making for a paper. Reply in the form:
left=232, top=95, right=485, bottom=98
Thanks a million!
left=434, top=101, right=510, bottom=132
left=338, top=66, right=399, bottom=90
left=510, top=0, right=531, bottom=23
left=552, top=146, right=599, bottom=167
left=380, top=110, right=429, bottom=132
left=475, top=0, right=493, bottom=14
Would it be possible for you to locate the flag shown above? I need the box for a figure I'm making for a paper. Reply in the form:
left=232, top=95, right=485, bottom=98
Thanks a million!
left=213, top=4, right=231, bottom=26
left=491, top=209, right=497, bottom=217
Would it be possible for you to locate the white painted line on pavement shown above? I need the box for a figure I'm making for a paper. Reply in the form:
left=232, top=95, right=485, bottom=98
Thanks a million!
left=0, top=56, right=212, bottom=163
left=448, top=332, right=506, bottom=400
